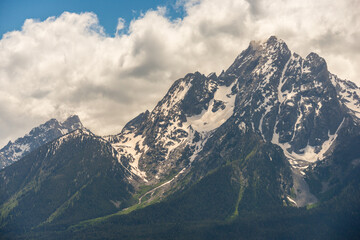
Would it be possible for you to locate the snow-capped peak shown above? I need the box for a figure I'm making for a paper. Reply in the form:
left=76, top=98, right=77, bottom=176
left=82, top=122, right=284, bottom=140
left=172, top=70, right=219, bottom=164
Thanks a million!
left=331, top=74, right=360, bottom=119
left=105, top=36, right=360, bottom=183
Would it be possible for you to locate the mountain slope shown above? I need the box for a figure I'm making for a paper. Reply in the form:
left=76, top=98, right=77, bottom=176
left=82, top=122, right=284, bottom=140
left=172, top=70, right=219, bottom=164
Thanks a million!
left=0, top=115, right=84, bottom=169
left=0, top=129, right=134, bottom=232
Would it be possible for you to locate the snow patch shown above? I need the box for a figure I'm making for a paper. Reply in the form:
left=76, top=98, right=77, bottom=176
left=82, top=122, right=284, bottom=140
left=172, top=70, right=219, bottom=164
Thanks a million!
left=315, top=102, right=322, bottom=116
left=302, top=65, right=311, bottom=73
left=138, top=166, right=187, bottom=204
left=238, top=122, right=246, bottom=133
left=112, top=133, right=148, bottom=181
left=59, top=128, right=69, bottom=135
left=287, top=196, right=297, bottom=206
left=278, top=54, right=292, bottom=104
left=186, top=82, right=236, bottom=132
left=258, top=104, right=272, bottom=140
left=273, top=118, right=344, bottom=168
left=12, top=144, right=30, bottom=158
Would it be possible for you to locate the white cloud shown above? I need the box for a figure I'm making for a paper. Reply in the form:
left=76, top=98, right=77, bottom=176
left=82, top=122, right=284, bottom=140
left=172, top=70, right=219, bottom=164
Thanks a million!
left=0, top=0, right=359, bottom=147
left=115, top=17, right=125, bottom=36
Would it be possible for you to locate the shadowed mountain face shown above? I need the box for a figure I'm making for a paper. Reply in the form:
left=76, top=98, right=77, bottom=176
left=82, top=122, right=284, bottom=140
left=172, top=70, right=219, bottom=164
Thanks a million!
left=0, top=129, right=134, bottom=231
left=1, top=36, right=360, bottom=239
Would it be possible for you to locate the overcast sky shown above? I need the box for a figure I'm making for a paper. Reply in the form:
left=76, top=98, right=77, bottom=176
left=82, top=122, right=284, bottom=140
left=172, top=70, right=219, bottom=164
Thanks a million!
left=0, top=0, right=359, bottom=147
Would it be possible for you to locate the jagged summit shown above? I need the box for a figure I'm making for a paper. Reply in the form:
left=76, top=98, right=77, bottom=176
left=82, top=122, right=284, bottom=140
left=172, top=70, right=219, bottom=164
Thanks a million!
left=223, top=36, right=291, bottom=86
left=249, top=35, right=286, bottom=50
left=105, top=36, right=360, bottom=187
left=62, top=115, right=83, bottom=129
left=0, top=115, right=84, bottom=168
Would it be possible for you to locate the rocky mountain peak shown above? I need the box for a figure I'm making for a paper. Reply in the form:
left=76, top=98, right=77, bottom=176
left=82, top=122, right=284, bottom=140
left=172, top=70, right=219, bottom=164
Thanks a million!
left=223, top=36, right=291, bottom=88
left=104, top=36, right=360, bottom=186
left=223, top=37, right=350, bottom=171
left=0, top=115, right=85, bottom=169
left=62, top=115, right=83, bottom=129
left=305, top=52, right=328, bottom=75
left=247, top=35, right=289, bottom=55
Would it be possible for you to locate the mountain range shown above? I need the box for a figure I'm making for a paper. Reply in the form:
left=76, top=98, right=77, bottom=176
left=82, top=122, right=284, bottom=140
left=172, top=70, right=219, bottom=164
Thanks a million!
left=1, top=36, right=360, bottom=239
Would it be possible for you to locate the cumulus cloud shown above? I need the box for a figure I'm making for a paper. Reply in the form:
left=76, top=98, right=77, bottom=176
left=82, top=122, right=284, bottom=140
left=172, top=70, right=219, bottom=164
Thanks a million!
left=0, top=0, right=359, bottom=146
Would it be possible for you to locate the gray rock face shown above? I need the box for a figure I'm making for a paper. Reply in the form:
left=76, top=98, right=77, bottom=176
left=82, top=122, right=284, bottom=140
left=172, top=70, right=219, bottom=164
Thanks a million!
left=104, top=72, right=221, bottom=182
left=0, top=115, right=84, bottom=169
left=226, top=37, right=350, bottom=170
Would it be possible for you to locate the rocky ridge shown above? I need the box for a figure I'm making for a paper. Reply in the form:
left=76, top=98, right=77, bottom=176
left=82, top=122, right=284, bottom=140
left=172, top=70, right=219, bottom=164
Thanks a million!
left=107, top=36, right=359, bottom=178
left=0, top=115, right=84, bottom=168
left=103, top=36, right=360, bottom=207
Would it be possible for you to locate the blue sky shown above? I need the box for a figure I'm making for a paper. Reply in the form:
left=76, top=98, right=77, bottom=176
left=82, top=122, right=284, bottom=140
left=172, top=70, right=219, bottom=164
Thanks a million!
left=0, top=0, right=183, bottom=37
